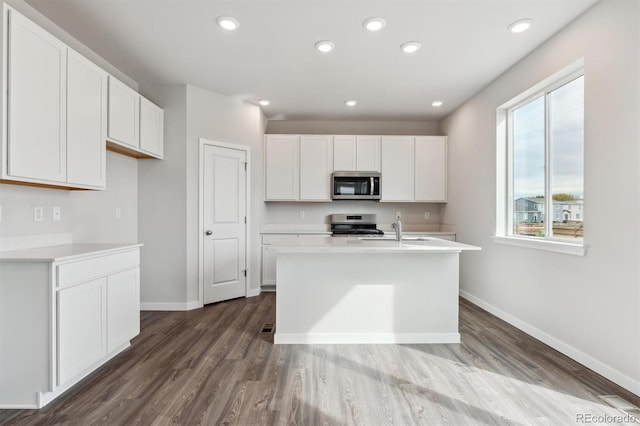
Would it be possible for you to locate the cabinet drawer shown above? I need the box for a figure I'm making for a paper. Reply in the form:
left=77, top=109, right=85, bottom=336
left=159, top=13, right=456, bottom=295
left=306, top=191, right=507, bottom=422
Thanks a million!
left=57, top=250, right=140, bottom=288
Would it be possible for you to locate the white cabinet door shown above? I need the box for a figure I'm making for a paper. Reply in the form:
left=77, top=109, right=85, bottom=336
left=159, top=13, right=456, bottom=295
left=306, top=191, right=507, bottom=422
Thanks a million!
left=6, top=8, right=67, bottom=183
left=107, top=76, right=140, bottom=149
left=415, top=136, right=447, bottom=202
left=356, top=136, right=381, bottom=172
left=381, top=136, right=414, bottom=201
left=261, top=245, right=277, bottom=286
left=139, top=96, right=164, bottom=159
left=107, top=268, right=140, bottom=352
left=66, top=49, right=107, bottom=188
left=57, top=278, right=107, bottom=386
left=333, top=136, right=356, bottom=171
left=299, top=135, right=333, bottom=201
left=264, top=135, right=299, bottom=200
left=334, top=136, right=380, bottom=172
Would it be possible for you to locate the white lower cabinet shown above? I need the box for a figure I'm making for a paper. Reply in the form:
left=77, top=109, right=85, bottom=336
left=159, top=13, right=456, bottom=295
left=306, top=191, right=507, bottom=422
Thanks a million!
left=0, top=245, right=141, bottom=409
left=261, top=234, right=330, bottom=287
left=58, top=278, right=107, bottom=386
left=107, top=268, right=140, bottom=352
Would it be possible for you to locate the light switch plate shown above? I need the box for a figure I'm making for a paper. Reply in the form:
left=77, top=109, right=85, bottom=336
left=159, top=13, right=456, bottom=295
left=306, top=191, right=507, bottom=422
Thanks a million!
left=115, top=207, right=122, bottom=220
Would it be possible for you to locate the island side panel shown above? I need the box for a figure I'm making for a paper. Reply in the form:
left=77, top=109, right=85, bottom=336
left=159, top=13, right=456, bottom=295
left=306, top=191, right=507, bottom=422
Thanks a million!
left=0, top=261, right=51, bottom=408
left=275, top=251, right=460, bottom=344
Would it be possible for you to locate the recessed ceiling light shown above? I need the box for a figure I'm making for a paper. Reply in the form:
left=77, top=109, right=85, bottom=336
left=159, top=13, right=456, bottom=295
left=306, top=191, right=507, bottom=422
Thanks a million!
left=508, top=18, right=533, bottom=33
left=315, top=40, right=335, bottom=53
left=400, top=41, right=421, bottom=54
left=258, top=99, right=270, bottom=106
left=363, top=17, right=386, bottom=32
left=345, top=100, right=358, bottom=107
left=431, top=100, right=443, bottom=107
left=217, top=16, right=240, bottom=31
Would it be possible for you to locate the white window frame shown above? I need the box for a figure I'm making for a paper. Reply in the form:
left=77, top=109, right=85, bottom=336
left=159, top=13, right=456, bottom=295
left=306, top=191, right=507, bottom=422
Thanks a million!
left=494, top=59, right=586, bottom=256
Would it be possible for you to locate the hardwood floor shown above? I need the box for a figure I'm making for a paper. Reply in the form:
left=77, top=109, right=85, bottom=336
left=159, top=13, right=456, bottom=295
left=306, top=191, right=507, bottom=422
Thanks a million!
left=1, top=293, right=638, bottom=425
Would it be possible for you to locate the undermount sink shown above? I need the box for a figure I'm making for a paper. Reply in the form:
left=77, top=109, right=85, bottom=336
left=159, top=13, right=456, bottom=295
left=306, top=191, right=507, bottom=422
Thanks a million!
left=358, top=236, right=433, bottom=241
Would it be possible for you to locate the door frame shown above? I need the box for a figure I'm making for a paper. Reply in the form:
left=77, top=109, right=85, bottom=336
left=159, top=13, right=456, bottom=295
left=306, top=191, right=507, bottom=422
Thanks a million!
left=198, top=138, right=251, bottom=307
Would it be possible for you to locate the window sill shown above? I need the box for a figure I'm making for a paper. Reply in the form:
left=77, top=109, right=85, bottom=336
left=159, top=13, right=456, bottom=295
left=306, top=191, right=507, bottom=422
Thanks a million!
left=492, top=235, right=585, bottom=256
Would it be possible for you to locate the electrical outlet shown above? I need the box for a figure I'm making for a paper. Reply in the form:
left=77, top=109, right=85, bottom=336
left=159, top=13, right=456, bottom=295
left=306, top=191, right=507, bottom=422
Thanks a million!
left=34, top=206, right=43, bottom=222
left=115, top=207, right=122, bottom=220
left=424, top=211, right=430, bottom=220
left=299, top=210, right=305, bottom=219
left=0, top=205, right=2, bottom=223
left=53, top=206, right=61, bottom=221
left=395, top=211, right=401, bottom=220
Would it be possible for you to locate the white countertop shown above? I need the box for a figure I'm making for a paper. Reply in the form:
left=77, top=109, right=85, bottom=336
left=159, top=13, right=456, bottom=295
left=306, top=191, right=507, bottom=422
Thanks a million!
left=271, top=237, right=479, bottom=254
left=0, top=243, right=143, bottom=262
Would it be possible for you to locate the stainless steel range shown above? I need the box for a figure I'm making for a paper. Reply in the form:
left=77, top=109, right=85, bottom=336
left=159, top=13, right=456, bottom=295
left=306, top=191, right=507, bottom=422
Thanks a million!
left=330, top=213, right=384, bottom=236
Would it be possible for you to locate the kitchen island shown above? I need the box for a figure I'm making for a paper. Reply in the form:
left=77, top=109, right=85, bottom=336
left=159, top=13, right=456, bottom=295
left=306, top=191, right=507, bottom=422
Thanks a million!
left=273, top=237, right=480, bottom=344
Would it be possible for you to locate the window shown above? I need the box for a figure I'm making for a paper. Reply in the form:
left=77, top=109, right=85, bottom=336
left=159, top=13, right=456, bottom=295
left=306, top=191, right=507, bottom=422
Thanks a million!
left=495, top=61, right=585, bottom=255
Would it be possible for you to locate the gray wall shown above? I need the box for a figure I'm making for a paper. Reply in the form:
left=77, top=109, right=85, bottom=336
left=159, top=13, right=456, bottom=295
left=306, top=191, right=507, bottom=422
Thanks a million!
left=0, top=152, right=138, bottom=243
left=137, top=84, right=266, bottom=307
left=185, top=85, right=267, bottom=301
left=137, top=85, right=188, bottom=305
left=441, top=0, right=639, bottom=394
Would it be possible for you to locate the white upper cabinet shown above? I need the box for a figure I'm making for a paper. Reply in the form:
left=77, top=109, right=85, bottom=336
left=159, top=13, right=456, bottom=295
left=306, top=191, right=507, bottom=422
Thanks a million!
left=2, top=6, right=162, bottom=190
left=355, top=136, right=381, bottom=172
left=333, top=136, right=356, bottom=171
left=107, top=76, right=140, bottom=149
left=264, top=135, right=299, bottom=200
left=66, top=49, right=107, bottom=188
left=299, top=135, right=333, bottom=201
left=265, top=133, right=446, bottom=203
left=381, top=135, right=447, bottom=202
left=139, top=97, right=164, bottom=159
left=333, top=135, right=380, bottom=172
left=414, top=136, right=447, bottom=202
left=4, top=6, right=67, bottom=184
left=107, top=77, right=165, bottom=159
left=381, top=136, right=415, bottom=202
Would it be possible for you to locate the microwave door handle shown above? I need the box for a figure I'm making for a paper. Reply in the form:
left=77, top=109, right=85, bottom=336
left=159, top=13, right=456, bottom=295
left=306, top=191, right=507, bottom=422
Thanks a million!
left=370, top=177, right=374, bottom=195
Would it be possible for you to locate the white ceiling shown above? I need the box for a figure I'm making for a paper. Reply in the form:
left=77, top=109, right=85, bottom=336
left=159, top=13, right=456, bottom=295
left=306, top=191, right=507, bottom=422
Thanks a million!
left=25, top=0, right=599, bottom=121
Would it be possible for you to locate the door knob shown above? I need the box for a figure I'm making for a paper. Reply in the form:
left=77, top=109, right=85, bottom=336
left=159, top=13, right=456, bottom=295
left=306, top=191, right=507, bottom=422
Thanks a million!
left=205, top=230, right=213, bottom=236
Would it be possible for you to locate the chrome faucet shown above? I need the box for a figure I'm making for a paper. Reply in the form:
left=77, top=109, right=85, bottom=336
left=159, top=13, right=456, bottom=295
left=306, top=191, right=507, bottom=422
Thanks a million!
left=391, top=218, right=402, bottom=241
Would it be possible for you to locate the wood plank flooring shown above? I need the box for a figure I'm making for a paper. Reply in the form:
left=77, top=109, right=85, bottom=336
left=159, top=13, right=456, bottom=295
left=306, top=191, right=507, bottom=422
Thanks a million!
left=1, top=294, right=639, bottom=425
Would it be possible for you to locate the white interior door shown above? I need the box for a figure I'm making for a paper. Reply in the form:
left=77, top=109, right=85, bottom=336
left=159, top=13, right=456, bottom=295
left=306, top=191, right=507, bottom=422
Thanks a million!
left=203, top=144, right=247, bottom=305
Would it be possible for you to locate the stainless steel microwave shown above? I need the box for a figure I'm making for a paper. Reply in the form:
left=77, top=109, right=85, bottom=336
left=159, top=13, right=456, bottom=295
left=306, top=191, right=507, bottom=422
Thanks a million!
left=331, top=172, right=381, bottom=200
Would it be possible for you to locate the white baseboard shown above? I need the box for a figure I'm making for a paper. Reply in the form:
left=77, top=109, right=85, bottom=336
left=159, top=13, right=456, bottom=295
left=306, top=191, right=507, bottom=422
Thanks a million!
left=37, top=342, right=131, bottom=408
left=274, top=333, right=460, bottom=345
left=246, top=288, right=261, bottom=298
left=140, top=300, right=202, bottom=311
left=460, top=290, right=640, bottom=397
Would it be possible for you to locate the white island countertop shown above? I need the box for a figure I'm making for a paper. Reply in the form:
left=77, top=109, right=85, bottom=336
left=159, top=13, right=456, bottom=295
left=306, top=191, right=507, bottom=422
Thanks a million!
left=271, top=236, right=479, bottom=254
left=0, top=243, right=143, bottom=262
